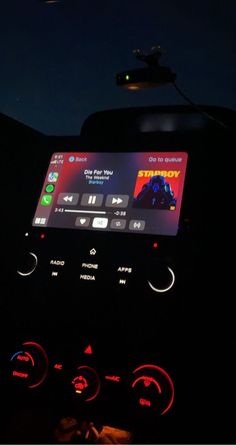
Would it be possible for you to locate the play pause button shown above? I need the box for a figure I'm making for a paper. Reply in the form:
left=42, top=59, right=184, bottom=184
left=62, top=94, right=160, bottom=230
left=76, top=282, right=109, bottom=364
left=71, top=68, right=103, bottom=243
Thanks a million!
left=105, top=195, right=129, bottom=208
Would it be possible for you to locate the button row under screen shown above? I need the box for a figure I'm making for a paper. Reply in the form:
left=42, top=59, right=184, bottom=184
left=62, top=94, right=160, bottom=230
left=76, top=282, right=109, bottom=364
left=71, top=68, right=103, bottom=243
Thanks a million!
left=75, top=217, right=145, bottom=231
left=57, top=193, right=130, bottom=208
left=16, top=252, right=176, bottom=293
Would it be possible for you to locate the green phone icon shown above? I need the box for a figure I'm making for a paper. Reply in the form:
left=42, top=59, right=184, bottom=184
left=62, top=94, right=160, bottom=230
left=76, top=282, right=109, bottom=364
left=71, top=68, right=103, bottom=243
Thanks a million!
left=41, top=195, right=53, bottom=206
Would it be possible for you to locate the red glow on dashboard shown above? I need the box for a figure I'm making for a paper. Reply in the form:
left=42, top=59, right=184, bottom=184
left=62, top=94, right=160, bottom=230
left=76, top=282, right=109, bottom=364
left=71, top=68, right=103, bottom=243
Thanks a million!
left=54, top=363, right=63, bottom=370
left=17, top=352, right=35, bottom=367
left=139, top=398, right=151, bottom=407
left=84, top=345, right=93, bottom=355
left=105, top=375, right=121, bottom=382
left=132, top=375, right=162, bottom=394
left=12, top=370, right=29, bottom=379
left=153, top=242, right=158, bottom=249
left=23, top=341, right=48, bottom=389
left=133, top=364, right=174, bottom=415
left=77, top=366, right=100, bottom=402
left=40, top=233, right=45, bottom=239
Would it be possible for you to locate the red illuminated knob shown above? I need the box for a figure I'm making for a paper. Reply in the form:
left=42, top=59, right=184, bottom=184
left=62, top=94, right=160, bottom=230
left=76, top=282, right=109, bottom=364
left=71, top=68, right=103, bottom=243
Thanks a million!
left=17, top=252, right=38, bottom=276
left=147, top=261, right=175, bottom=293
left=131, top=364, right=174, bottom=415
left=71, top=366, right=100, bottom=402
left=10, top=341, right=48, bottom=389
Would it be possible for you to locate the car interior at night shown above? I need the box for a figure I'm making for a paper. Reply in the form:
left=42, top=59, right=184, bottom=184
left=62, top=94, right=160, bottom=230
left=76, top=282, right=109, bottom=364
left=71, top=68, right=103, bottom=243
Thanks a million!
left=0, top=104, right=235, bottom=444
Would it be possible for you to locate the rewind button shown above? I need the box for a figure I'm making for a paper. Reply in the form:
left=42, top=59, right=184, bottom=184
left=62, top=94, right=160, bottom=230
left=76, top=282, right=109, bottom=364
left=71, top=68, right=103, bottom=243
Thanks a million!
left=57, top=193, right=79, bottom=205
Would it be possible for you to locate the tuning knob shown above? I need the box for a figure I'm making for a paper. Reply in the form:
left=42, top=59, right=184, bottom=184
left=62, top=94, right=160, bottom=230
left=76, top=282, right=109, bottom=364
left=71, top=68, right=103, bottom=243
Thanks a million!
left=147, top=261, right=175, bottom=293
left=17, top=252, right=38, bottom=276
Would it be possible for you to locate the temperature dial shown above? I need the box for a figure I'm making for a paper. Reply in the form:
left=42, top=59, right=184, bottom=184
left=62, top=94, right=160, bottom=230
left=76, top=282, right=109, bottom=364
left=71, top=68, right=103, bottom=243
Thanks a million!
left=147, top=261, right=175, bottom=293
left=131, top=364, right=174, bottom=415
left=17, top=252, right=38, bottom=276
left=10, top=341, right=48, bottom=388
left=71, top=366, right=100, bottom=401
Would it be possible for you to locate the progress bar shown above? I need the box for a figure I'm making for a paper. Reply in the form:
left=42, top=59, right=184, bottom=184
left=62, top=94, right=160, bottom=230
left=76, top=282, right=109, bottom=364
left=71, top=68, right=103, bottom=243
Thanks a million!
left=64, top=209, right=107, bottom=214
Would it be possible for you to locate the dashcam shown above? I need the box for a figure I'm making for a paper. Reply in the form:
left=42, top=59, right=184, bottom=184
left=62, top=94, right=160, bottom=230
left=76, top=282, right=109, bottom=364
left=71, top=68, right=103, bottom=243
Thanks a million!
left=116, top=66, right=176, bottom=90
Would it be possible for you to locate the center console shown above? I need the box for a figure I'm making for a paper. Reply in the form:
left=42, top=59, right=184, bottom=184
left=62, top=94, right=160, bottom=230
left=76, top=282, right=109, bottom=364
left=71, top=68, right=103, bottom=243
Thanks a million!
left=1, top=106, right=235, bottom=443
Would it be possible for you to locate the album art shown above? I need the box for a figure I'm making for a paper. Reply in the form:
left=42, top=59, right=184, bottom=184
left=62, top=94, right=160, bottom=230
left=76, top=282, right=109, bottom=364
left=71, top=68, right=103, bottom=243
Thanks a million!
left=133, top=170, right=180, bottom=210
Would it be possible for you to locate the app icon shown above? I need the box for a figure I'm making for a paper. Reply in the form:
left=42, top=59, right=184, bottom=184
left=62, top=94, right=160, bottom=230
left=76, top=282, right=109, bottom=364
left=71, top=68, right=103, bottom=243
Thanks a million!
left=41, top=195, right=53, bottom=206
left=48, top=172, right=59, bottom=182
left=69, top=156, right=75, bottom=162
left=45, top=184, right=55, bottom=193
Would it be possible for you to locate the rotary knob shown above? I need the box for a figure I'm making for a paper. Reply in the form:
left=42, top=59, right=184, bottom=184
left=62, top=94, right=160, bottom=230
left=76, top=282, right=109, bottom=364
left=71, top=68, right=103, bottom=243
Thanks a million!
left=10, top=341, right=48, bottom=388
left=131, top=364, right=174, bottom=415
left=147, top=260, right=175, bottom=293
left=71, top=366, right=100, bottom=402
left=17, top=252, right=38, bottom=276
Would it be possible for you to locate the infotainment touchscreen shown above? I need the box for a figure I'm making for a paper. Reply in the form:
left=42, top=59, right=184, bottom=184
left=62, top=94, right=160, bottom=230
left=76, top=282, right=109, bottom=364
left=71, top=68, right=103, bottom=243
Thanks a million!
left=33, top=152, right=188, bottom=236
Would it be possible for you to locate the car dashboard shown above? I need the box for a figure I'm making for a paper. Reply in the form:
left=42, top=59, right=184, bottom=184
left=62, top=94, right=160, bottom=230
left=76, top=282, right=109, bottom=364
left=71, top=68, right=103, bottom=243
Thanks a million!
left=0, top=105, right=235, bottom=443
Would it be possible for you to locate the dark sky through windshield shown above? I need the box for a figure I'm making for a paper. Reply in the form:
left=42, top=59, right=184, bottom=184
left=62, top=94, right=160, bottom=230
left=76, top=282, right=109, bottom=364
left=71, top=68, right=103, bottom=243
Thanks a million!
left=0, top=0, right=235, bottom=134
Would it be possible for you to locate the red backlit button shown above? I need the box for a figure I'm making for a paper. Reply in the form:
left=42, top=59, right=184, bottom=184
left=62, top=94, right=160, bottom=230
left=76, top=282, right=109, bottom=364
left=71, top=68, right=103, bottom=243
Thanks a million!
left=54, top=363, right=63, bottom=370
left=84, top=345, right=93, bottom=355
left=105, top=375, right=121, bottom=383
left=139, top=398, right=151, bottom=407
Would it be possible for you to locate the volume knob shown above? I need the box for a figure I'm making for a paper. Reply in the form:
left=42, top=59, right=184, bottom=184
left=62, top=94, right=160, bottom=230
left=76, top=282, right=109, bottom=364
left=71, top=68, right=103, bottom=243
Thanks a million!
left=147, top=261, right=175, bottom=293
left=17, top=252, right=38, bottom=276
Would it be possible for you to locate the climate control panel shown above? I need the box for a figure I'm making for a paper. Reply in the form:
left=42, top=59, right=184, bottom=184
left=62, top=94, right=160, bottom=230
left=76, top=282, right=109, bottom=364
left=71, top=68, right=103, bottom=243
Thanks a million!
left=6, top=340, right=175, bottom=418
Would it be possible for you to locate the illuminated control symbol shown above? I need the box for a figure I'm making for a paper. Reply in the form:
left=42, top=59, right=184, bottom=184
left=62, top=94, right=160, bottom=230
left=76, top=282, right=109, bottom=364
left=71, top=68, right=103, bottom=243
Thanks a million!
left=89, top=196, right=96, bottom=204
left=129, top=220, right=145, bottom=231
left=112, top=197, right=122, bottom=204
left=105, top=375, right=121, bottom=383
left=64, top=195, right=73, bottom=202
left=80, top=274, right=96, bottom=281
left=105, top=195, right=129, bottom=208
left=75, top=217, right=90, bottom=227
left=117, top=266, right=132, bottom=273
left=57, top=193, right=79, bottom=206
left=50, top=260, right=65, bottom=266
left=119, top=279, right=127, bottom=285
left=84, top=345, right=93, bottom=355
left=81, top=263, right=98, bottom=270
left=71, top=366, right=100, bottom=401
left=110, top=219, right=126, bottom=230
left=54, top=363, right=63, bottom=370
left=34, top=217, right=47, bottom=225
left=51, top=271, right=58, bottom=277
left=139, top=398, right=151, bottom=407
left=90, top=248, right=96, bottom=256
left=92, top=217, right=108, bottom=229
left=12, top=371, right=29, bottom=379
left=73, top=376, right=88, bottom=393
left=81, top=193, right=103, bottom=207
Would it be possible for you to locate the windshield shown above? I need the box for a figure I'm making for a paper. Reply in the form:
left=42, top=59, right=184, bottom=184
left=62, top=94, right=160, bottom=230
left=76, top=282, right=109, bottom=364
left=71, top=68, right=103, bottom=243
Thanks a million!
left=1, top=0, right=235, bottom=135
